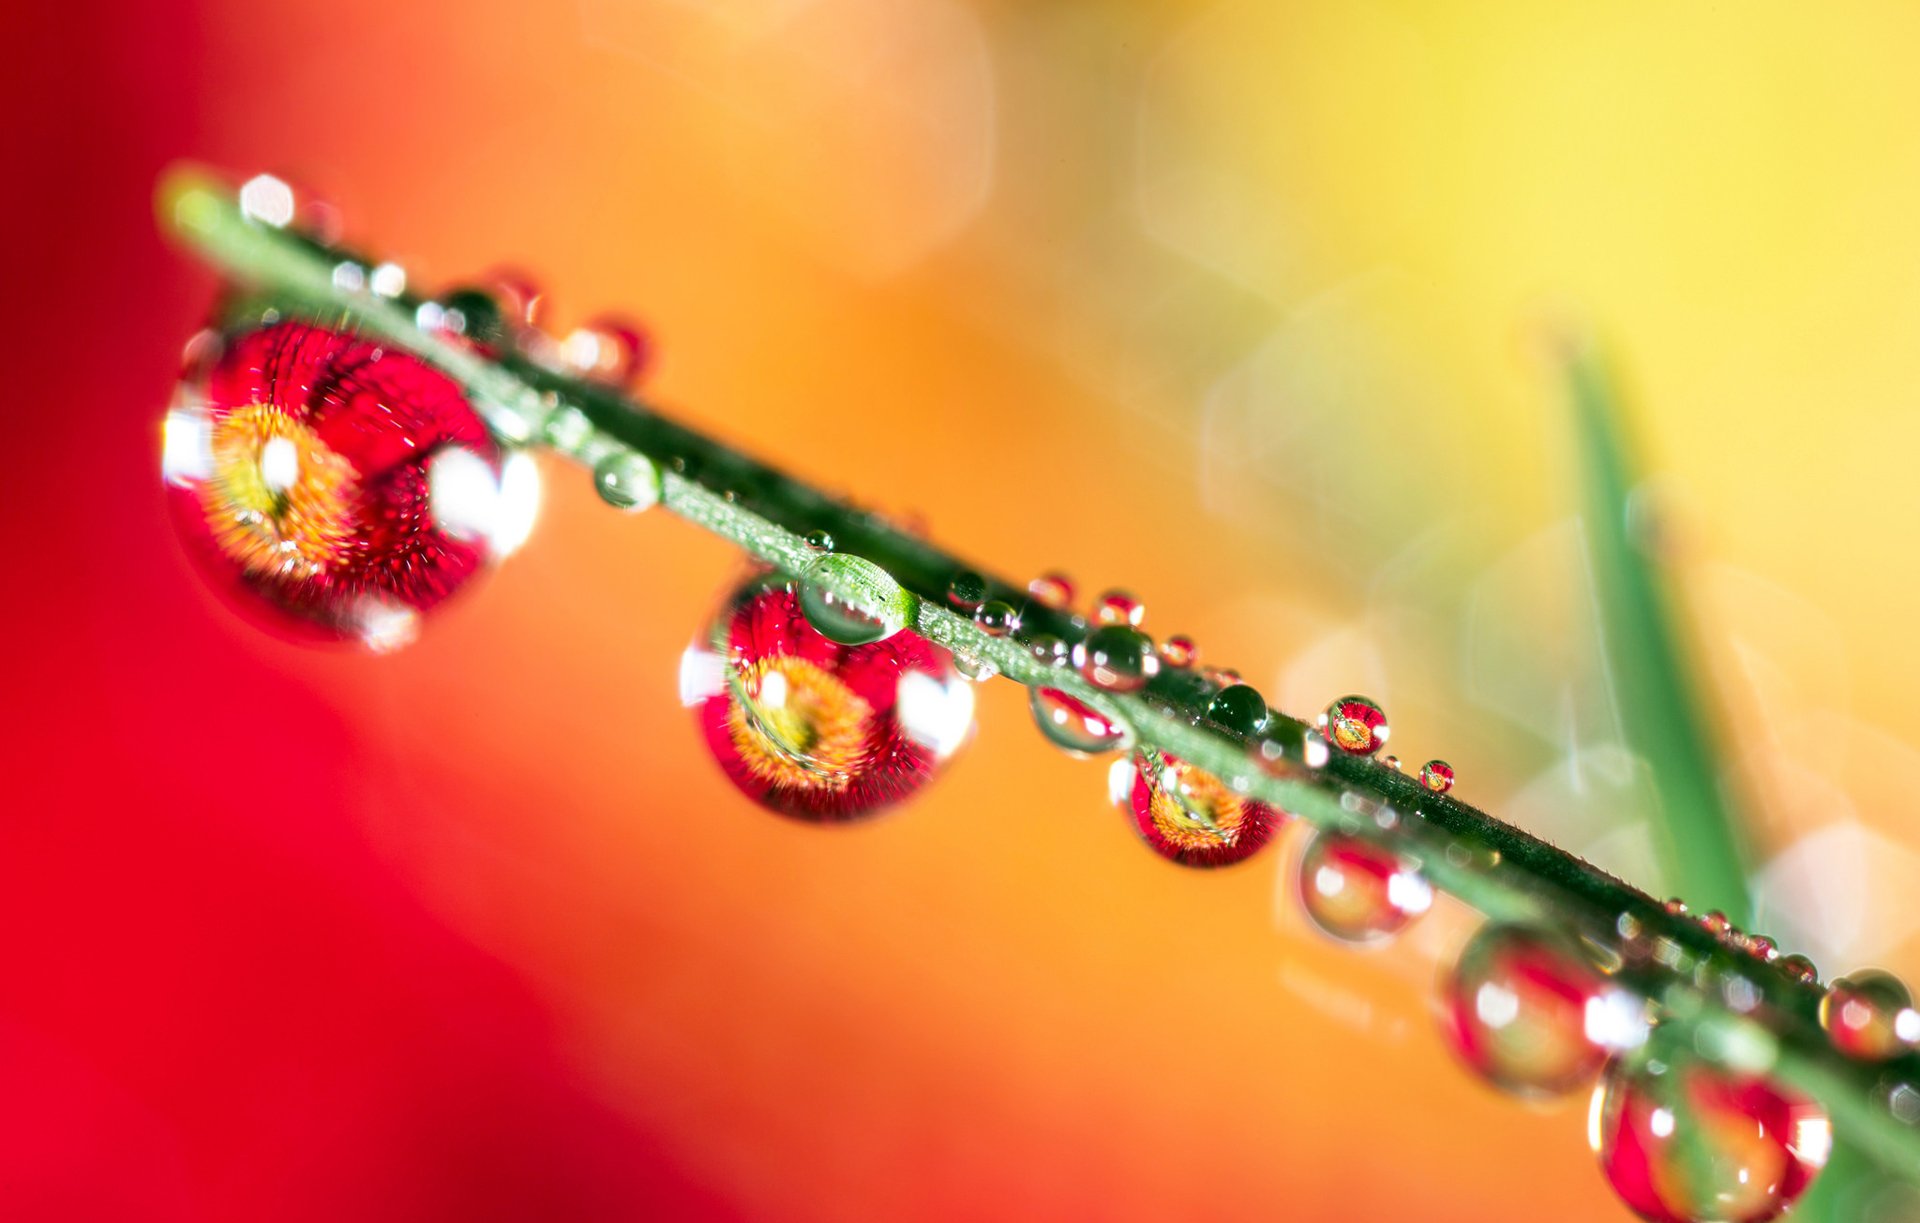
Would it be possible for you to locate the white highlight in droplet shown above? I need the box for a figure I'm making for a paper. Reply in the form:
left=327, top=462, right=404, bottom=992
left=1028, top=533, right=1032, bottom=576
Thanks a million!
left=1474, top=981, right=1521, bottom=1030
left=679, top=645, right=728, bottom=707
left=1584, top=988, right=1651, bottom=1052
left=1386, top=869, right=1432, bottom=916
left=490, top=451, right=541, bottom=558
left=896, top=670, right=974, bottom=759
left=427, top=447, right=501, bottom=543
left=238, top=174, right=294, bottom=227
left=369, top=262, right=407, bottom=298
left=355, top=599, right=420, bottom=654
left=162, top=406, right=213, bottom=485
left=1106, top=756, right=1137, bottom=808
left=258, top=435, right=299, bottom=494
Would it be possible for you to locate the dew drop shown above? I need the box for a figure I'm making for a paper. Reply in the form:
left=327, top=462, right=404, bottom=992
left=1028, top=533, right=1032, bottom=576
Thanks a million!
left=1296, top=831, right=1432, bottom=944
left=1319, top=695, right=1389, bottom=756
left=1776, top=954, right=1819, bottom=986
left=1381, top=754, right=1402, bottom=772
left=1159, top=634, right=1197, bottom=668
left=1443, top=925, right=1616, bottom=1098
left=1202, top=666, right=1243, bottom=689
left=682, top=578, right=969, bottom=822
left=1029, top=687, right=1131, bottom=757
left=1115, top=749, right=1281, bottom=868
left=1419, top=760, right=1455, bottom=794
left=592, top=450, right=661, bottom=512
left=560, top=316, right=651, bottom=388
left=1074, top=624, right=1159, bottom=693
left=1250, top=724, right=1330, bottom=779
left=947, top=570, right=988, bottom=612
left=1204, top=683, right=1270, bottom=738
left=797, top=554, right=913, bottom=646
left=1591, top=1040, right=1830, bottom=1223
left=1027, top=571, right=1075, bottom=611
left=951, top=651, right=999, bottom=683
left=1663, top=898, right=1690, bottom=917
left=804, top=530, right=835, bottom=552
left=974, top=600, right=1020, bottom=637
left=1700, top=910, right=1733, bottom=938
left=1024, top=633, right=1070, bottom=667
left=1094, top=589, right=1144, bottom=627
left=1820, top=970, right=1920, bottom=1061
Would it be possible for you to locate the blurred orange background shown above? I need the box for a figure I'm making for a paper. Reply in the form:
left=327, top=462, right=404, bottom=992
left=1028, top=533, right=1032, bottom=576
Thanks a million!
left=9, top=1, right=1920, bottom=1219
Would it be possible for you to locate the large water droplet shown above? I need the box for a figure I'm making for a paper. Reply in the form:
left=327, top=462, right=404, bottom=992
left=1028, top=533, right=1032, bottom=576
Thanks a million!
left=1820, top=970, right=1920, bottom=1061
left=797, top=554, right=914, bottom=646
left=947, top=570, right=988, bottom=612
left=1590, top=1039, right=1830, bottom=1223
left=1204, top=683, right=1270, bottom=738
left=593, top=449, right=661, bottom=512
left=1113, top=749, right=1282, bottom=868
left=1319, top=695, right=1389, bottom=756
left=1296, top=831, right=1431, bottom=944
left=1419, top=760, right=1455, bottom=794
left=1074, top=624, right=1159, bottom=693
left=1030, top=687, right=1131, bottom=757
left=682, top=578, right=969, bottom=822
left=1444, top=925, right=1620, bottom=1097
left=163, top=320, right=512, bottom=649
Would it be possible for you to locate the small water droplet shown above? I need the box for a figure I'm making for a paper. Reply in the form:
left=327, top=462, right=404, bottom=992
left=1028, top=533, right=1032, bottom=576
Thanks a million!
left=1118, top=749, right=1281, bottom=868
left=560, top=316, right=651, bottom=388
left=1204, top=683, right=1270, bottom=738
left=1741, top=933, right=1779, bottom=962
left=1319, top=695, right=1389, bottom=756
left=1296, top=831, right=1431, bottom=944
left=974, top=600, right=1020, bottom=637
left=1202, top=666, right=1242, bottom=688
left=1381, top=754, right=1402, bottom=772
left=947, top=570, right=988, bottom=612
left=1591, top=1038, right=1830, bottom=1223
left=1418, top=760, right=1455, bottom=794
left=1027, top=571, right=1075, bottom=611
left=1024, top=633, right=1070, bottom=667
left=1029, top=686, right=1131, bottom=756
left=1158, top=634, right=1197, bottom=668
left=593, top=450, right=661, bottom=512
left=1074, top=625, right=1159, bottom=693
left=1699, top=910, right=1732, bottom=938
left=804, top=530, right=835, bottom=552
left=1250, top=726, right=1330, bottom=779
left=1776, top=954, right=1819, bottom=986
left=1663, top=897, right=1689, bottom=917
left=797, top=554, right=913, bottom=646
left=1094, top=589, right=1144, bottom=627
left=1821, top=970, right=1920, bottom=1061
left=1443, top=925, right=1616, bottom=1097
left=951, top=651, right=999, bottom=682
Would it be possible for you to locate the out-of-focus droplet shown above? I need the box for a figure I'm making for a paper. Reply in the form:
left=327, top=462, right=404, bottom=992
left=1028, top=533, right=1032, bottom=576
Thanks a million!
left=1443, top=925, right=1617, bottom=1097
left=797, top=553, right=913, bottom=646
left=1419, top=760, right=1455, bottom=794
left=1776, top=954, right=1819, bottom=986
left=1204, top=683, right=1269, bottom=737
left=1075, top=625, right=1159, bottom=693
left=560, top=315, right=650, bottom=388
left=1094, top=589, right=1144, bottom=627
left=163, top=320, right=518, bottom=649
left=1202, top=666, right=1242, bottom=688
left=1297, top=831, right=1432, bottom=944
left=1741, top=934, right=1779, bottom=962
left=974, top=600, right=1020, bottom=637
left=1664, top=898, right=1689, bottom=917
left=804, top=530, right=834, bottom=552
left=1030, top=687, right=1131, bottom=756
left=1591, top=1041, right=1830, bottom=1223
left=1700, top=911, right=1733, bottom=938
left=1381, top=754, right=1402, bottom=772
left=1820, top=970, right=1920, bottom=1061
left=1027, top=571, right=1075, bottom=611
left=951, top=650, right=998, bottom=683
left=1025, top=633, right=1070, bottom=667
left=592, top=449, right=661, bottom=512
left=1250, top=724, right=1331, bottom=779
left=947, top=570, right=988, bottom=612
left=1319, top=695, right=1389, bottom=756
left=1116, top=749, right=1281, bottom=868
left=1159, top=635, right=1196, bottom=668
left=682, top=578, right=970, bottom=822
left=238, top=173, right=296, bottom=228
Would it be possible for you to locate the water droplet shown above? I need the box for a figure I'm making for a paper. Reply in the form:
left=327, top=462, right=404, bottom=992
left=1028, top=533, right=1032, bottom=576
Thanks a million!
left=1319, top=695, right=1389, bottom=756
left=797, top=554, right=913, bottom=646
left=1024, top=633, right=1071, bottom=667
left=1250, top=724, right=1330, bottom=778
left=1204, top=683, right=1269, bottom=737
left=951, top=651, right=998, bottom=683
left=238, top=173, right=296, bottom=227
left=1591, top=1041, right=1830, bottom=1223
left=593, top=450, right=661, bottom=512
left=560, top=316, right=650, bottom=388
left=1776, top=954, right=1819, bottom=986
left=1027, top=571, right=1075, bottom=611
left=1381, top=754, right=1402, bottom=772
left=1664, top=898, right=1690, bottom=917
left=974, top=600, right=1020, bottom=637
left=1443, top=925, right=1617, bottom=1097
left=1158, top=634, right=1197, bottom=668
left=1029, top=687, right=1131, bottom=757
left=163, top=320, right=511, bottom=649
left=1741, top=933, right=1779, bottom=962
left=1074, top=625, right=1159, bottom=693
left=803, top=530, right=834, bottom=552
left=1094, top=589, right=1144, bottom=627
left=434, top=285, right=514, bottom=351
left=1700, top=910, right=1733, bottom=938
left=947, top=570, right=988, bottom=612
left=1115, top=749, right=1281, bottom=868
left=1296, top=831, right=1432, bottom=944
left=1419, top=760, right=1455, bottom=794
left=1201, top=666, right=1242, bottom=688
left=682, top=578, right=970, bottom=822
left=1821, top=970, right=1920, bottom=1061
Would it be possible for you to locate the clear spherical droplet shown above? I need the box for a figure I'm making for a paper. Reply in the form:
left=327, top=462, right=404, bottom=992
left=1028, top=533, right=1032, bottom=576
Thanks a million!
left=1116, top=749, right=1281, bottom=868
left=1381, top=754, right=1402, bottom=772
left=947, top=570, right=988, bottom=612
left=163, top=321, right=514, bottom=649
left=1444, top=925, right=1614, bottom=1097
left=1158, top=634, right=1196, bottom=668
left=682, top=578, right=970, bottom=822
left=1251, top=724, right=1331, bottom=779
left=1664, top=898, right=1690, bottom=917
left=1419, top=759, right=1455, bottom=794
left=797, top=554, right=914, bottom=646
left=593, top=449, right=661, bottom=512
left=560, top=315, right=650, bottom=388
left=1204, top=683, right=1270, bottom=738
left=803, top=530, right=835, bottom=552
left=1320, top=695, right=1389, bottom=756
left=1074, top=625, right=1159, bottom=693
left=1591, top=1043, right=1831, bottom=1223
left=1027, top=571, right=1075, bottom=611
left=974, top=600, right=1020, bottom=637
left=1776, top=954, right=1819, bottom=986
left=1030, top=686, right=1131, bottom=757
left=1024, top=633, right=1071, bottom=667
left=1700, top=910, right=1733, bottom=938
left=1821, top=970, right=1920, bottom=1061
left=1297, top=831, right=1432, bottom=944
left=1094, top=589, right=1144, bottom=627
